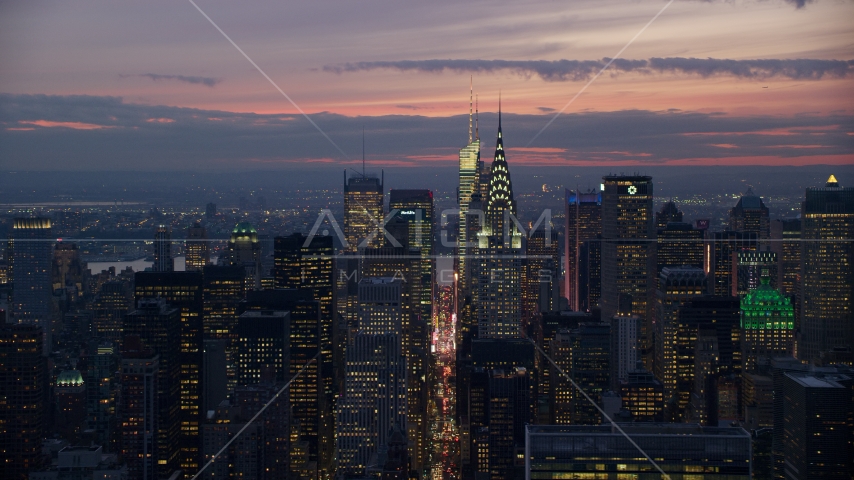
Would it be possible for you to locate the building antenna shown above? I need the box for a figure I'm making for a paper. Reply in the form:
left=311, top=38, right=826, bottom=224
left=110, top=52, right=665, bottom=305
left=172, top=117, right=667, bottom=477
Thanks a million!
left=469, top=76, right=473, bottom=144
left=475, top=94, right=479, bottom=140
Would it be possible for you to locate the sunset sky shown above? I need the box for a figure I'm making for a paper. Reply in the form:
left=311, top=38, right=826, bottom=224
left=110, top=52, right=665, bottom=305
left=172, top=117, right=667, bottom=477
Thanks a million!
left=1, top=0, right=852, bottom=169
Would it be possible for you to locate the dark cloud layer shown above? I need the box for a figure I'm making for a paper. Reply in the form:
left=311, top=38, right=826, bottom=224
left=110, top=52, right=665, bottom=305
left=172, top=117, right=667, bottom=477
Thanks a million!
left=0, top=93, right=851, bottom=171
left=325, top=57, right=853, bottom=82
left=120, top=73, right=221, bottom=87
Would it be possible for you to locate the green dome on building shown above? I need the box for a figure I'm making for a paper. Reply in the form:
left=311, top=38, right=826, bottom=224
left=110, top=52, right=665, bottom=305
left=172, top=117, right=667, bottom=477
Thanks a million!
left=232, top=222, right=257, bottom=235
left=230, top=221, right=259, bottom=242
left=740, top=277, right=794, bottom=330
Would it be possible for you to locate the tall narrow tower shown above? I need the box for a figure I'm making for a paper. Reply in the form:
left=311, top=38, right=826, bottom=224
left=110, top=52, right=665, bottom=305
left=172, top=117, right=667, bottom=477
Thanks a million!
left=457, top=82, right=482, bottom=341
left=600, top=175, right=655, bottom=368
left=800, top=174, right=853, bottom=363
left=473, top=103, right=523, bottom=339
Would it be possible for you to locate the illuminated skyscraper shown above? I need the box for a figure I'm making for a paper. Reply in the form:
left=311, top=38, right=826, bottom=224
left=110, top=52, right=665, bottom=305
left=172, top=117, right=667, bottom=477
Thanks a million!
left=344, top=173, right=384, bottom=252
left=228, top=222, right=261, bottom=292
left=654, top=267, right=707, bottom=401
left=770, top=218, right=801, bottom=331
left=0, top=324, right=47, bottom=480
left=118, top=340, right=159, bottom=480
left=730, top=187, right=770, bottom=240
left=337, top=278, right=407, bottom=476
left=92, top=281, right=131, bottom=343
left=564, top=189, right=602, bottom=311
left=123, top=299, right=182, bottom=480
left=9, top=217, right=53, bottom=348
left=185, top=222, right=209, bottom=271
left=800, top=174, right=854, bottom=363
left=236, top=310, right=289, bottom=385
left=134, top=271, right=204, bottom=476
left=656, top=221, right=703, bottom=274
left=525, top=226, right=560, bottom=320
left=473, top=106, right=522, bottom=339
left=734, top=249, right=778, bottom=296
left=389, top=189, right=435, bottom=322
left=153, top=225, right=173, bottom=272
left=740, top=276, right=794, bottom=372
left=601, top=175, right=655, bottom=367
left=458, top=84, right=481, bottom=296
left=359, top=251, right=427, bottom=469
left=272, top=234, right=335, bottom=461
left=705, top=231, right=758, bottom=296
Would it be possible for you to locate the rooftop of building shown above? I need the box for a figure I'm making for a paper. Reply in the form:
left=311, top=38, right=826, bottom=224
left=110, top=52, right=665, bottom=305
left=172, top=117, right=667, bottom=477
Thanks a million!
left=785, top=373, right=851, bottom=389
left=526, top=423, right=749, bottom=437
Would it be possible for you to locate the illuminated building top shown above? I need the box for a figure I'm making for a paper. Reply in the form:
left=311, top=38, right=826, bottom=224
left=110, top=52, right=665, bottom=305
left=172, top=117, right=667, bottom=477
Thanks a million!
left=486, top=102, right=516, bottom=228
left=740, top=277, right=794, bottom=330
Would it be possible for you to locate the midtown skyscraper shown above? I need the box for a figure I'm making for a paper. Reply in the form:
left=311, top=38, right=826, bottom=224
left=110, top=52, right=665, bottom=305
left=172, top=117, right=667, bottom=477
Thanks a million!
left=600, top=175, right=655, bottom=367
left=564, top=188, right=602, bottom=312
left=153, top=224, right=173, bottom=272
left=8, top=218, right=53, bottom=348
left=473, top=107, right=522, bottom=339
left=185, top=222, right=209, bottom=271
left=800, top=174, right=853, bottom=363
left=344, top=172, right=384, bottom=251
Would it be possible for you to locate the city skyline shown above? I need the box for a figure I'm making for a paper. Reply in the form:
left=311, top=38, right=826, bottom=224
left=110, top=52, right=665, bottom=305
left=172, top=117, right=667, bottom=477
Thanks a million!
left=1, top=0, right=853, bottom=170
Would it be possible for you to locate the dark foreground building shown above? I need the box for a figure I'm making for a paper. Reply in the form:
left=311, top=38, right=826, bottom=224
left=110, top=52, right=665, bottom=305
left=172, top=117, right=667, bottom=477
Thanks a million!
left=525, top=424, right=751, bottom=479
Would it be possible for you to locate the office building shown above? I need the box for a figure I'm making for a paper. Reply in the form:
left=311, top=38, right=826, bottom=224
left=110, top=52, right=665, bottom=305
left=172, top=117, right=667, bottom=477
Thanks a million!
left=9, top=217, right=53, bottom=349
left=92, top=281, right=132, bottom=343
left=85, top=343, right=117, bottom=449
left=673, top=297, right=741, bottom=422
left=800, top=174, right=854, bottom=363
left=240, top=290, right=327, bottom=476
left=471, top=108, right=523, bottom=341
left=337, top=279, right=407, bottom=475
left=118, top=337, right=159, bottom=480
left=578, top=234, right=602, bottom=312
left=740, top=277, right=794, bottom=372
left=123, top=299, right=182, bottom=479
left=770, top=218, right=800, bottom=298
left=525, top=424, right=751, bottom=479
left=228, top=222, right=262, bottom=292
left=706, top=230, right=758, bottom=296
left=525, top=226, right=560, bottom=321
left=153, top=224, right=173, bottom=272
left=54, top=368, right=87, bottom=443
left=734, top=249, right=777, bottom=296
left=389, top=189, right=435, bottom=322
left=458, top=87, right=482, bottom=317
left=486, top=367, right=532, bottom=479
left=564, top=188, right=602, bottom=311
left=0, top=324, right=47, bottom=479
left=135, top=271, right=205, bottom=476
left=273, top=233, right=335, bottom=437
left=742, top=372, right=773, bottom=431
left=657, top=221, right=704, bottom=274
left=730, top=187, right=770, bottom=239
left=185, top=222, right=209, bottom=271
left=619, top=367, right=664, bottom=422
left=600, top=175, right=655, bottom=368
left=52, top=241, right=85, bottom=303
left=656, top=199, right=683, bottom=229
left=654, top=266, right=707, bottom=400
left=236, top=310, right=290, bottom=385
left=344, top=173, right=384, bottom=251
left=610, top=298, right=639, bottom=389
left=782, top=372, right=853, bottom=479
